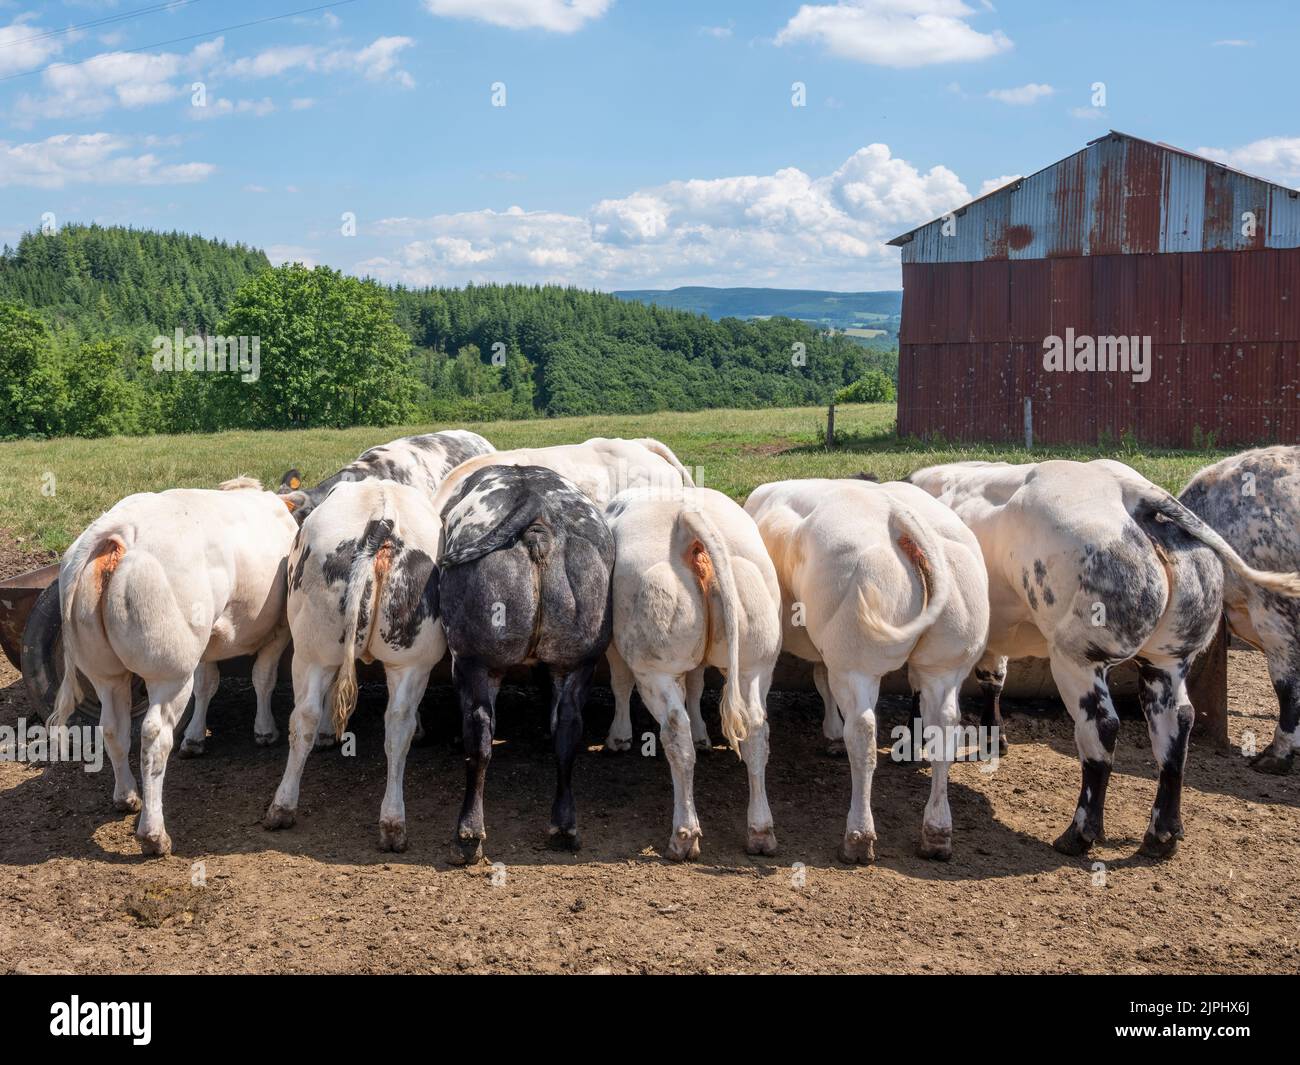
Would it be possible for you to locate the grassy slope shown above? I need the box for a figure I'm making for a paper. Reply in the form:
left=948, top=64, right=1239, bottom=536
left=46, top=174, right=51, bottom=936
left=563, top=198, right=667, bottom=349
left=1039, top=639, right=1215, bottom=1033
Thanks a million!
left=0, top=403, right=1231, bottom=556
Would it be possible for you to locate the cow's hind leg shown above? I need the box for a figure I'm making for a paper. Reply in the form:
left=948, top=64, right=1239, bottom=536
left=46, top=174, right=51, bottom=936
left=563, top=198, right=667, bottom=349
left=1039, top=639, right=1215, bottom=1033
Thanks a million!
left=638, top=671, right=701, bottom=860
left=264, top=657, right=333, bottom=830
left=974, top=651, right=1009, bottom=755
left=1136, top=656, right=1193, bottom=857
left=135, top=675, right=195, bottom=856
left=548, top=660, right=595, bottom=851
left=94, top=673, right=139, bottom=812
left=686, top=665, right=710, bottom=752
left=814, top=662, right=844, bottom=756
left=828, top=669, right=881, bottom=863
left=1049, top=653, right=1119, bottom=856
left=1250, top=609, right=1300, bottom=774
left=179, top=662, right=219, bottom=757
left=915, top=669, right=964, bottom=860
left=739, top=672, right=776, bottom=855
left=378, top=664, right=431, bottom=852
left=604, top=642, right=635, bottom=753
left=252, top=624, right=290, bottom=746
left=450, top=657, right=498, bottom=865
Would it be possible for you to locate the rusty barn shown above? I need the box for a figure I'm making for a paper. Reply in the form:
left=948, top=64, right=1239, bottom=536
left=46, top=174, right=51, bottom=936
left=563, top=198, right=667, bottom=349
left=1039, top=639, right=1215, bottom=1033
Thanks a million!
left=888, top=131, right=1300, bottom=447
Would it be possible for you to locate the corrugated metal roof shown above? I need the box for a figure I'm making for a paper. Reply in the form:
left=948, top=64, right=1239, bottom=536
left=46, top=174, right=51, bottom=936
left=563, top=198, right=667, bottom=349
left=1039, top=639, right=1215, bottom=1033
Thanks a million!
left=889, top=131, right=1300, bottom=263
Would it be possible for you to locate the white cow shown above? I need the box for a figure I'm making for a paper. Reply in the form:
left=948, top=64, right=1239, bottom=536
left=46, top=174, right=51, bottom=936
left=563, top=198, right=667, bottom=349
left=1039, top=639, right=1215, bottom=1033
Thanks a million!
left=1180, top=446, right=1300, bottom=773
left=908, top=459, right=1300, bottom=858
left=427, top=437, right=694, bottom=514
left=745, top=478, right=990, bottom=862
left=263, top=479, right=446, bottom=851
left=604, top=486, right=782, bottom=860
left=50, top=479, right=297, bottom=855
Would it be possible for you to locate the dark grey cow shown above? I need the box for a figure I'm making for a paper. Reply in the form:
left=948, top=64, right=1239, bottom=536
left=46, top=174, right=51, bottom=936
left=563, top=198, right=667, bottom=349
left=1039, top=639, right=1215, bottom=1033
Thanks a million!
left=437, top=464, right=615, bottom=863
left=1180, top=446, right=1300, bottom=773
left=279, top=429, right=494, bottom=521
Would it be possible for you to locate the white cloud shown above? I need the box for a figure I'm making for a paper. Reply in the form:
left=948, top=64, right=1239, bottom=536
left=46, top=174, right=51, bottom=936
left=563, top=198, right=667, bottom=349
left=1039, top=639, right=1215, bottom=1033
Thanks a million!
left=978, top=174, right=1020, bottom=196
left=189, top=97, right=276, bottom=120
left=267, top=244, right=319, bottom=268
left=290, top=97, right=316, bottom=110
left=0, top=133, right=214, bottom=188
left=1213, top=39, right=1254, bottom=47
left=987, top=82, right=1053, bottom=105
left=10, top=34, right=413, bottom=122
left=1070, top=106, right=1106, bottom=120
left=423, top=0, right=611, bottom=33
left=1196, top=137, right=1300, bottom=184
left=699, top=23, right=734, bottom=38
left=222, top=36, right=415, bottom=88
left=359, top=143, right=969, bottom=289
left=775, top=0, right=1012, bottom=68
left=0, top=15, right=63, bottom=77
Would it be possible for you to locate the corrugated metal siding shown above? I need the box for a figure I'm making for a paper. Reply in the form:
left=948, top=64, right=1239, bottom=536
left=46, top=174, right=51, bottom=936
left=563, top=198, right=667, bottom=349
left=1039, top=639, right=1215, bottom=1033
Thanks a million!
left=897, top=133, right=1300, bottom=264
left=897, top=249, right=1300, bottom=446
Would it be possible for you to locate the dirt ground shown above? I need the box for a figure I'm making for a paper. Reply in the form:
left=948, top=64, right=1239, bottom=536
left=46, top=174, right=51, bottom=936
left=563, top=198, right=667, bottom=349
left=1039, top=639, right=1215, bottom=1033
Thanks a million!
left=1, top=638, right=1298, bottom=975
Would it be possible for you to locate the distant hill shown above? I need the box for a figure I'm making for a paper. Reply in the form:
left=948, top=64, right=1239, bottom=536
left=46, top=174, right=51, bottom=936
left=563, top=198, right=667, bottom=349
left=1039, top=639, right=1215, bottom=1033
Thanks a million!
left=612, top=286, right=902, bottom=331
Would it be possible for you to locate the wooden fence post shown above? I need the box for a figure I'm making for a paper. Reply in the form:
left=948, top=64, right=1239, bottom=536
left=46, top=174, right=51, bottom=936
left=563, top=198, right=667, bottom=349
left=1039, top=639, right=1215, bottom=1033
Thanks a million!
left=826, top=401, right=836, bottom=448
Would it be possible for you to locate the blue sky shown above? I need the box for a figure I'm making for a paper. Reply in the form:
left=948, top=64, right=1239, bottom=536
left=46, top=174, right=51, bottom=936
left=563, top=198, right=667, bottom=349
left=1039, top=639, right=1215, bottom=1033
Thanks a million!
left=2, top=0, right=1297, bottom=290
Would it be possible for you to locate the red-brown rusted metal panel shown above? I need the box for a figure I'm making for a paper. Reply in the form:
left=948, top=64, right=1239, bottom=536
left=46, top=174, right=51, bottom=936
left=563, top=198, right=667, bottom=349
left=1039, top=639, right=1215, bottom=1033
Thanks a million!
left=1121, top=138, right=1164, bottom=254
left=970, top=260, right=1010, bottom=342
left=896, top=249, right=1300, bottom=447
left=1008, top=259, right=1051, bottom=341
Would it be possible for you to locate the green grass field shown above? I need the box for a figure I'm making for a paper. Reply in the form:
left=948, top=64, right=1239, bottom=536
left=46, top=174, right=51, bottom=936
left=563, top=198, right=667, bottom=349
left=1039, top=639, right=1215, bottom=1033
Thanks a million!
left=0, top=403, right=1234, bottom=556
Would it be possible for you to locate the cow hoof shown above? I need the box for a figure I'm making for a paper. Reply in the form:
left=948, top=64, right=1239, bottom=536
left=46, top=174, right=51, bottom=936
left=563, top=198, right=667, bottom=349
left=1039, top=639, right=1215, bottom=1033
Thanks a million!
left=1250, top=751, right=1293, bottom=775
left=919, top=825, right=953, bottom=861
left=137, top=829, right=172, bottom=857
left=603, top=735, right=632, bottom=754
left=666, top=827, right=702, bottom=862
left=997, top=733, right=1009, bottom=757
left=837, top=830, right=877, bottom=864
left=693, top=738, right=712, bottom=753
left=1139, top=830, right=1180, bottom=859
left=114, top=793, right=142, bottom=813
left=313, top=733, right=336, bottom=751
left=548, top=826, right=582, bottom=852
left=178, top=738, right=205, bottom=758
left=450, top=833, right=484, bottom=866
left=262, top=804, right=296, bottom=831
left=1051, top=823, right=1097, bottom=856
left=825, top=738, right=846, bottom=757
left=746, top=827, right=778, bottom=856
left=378, top=819, right=407, bottom=853
left=254, top=729, right=279, bottom=747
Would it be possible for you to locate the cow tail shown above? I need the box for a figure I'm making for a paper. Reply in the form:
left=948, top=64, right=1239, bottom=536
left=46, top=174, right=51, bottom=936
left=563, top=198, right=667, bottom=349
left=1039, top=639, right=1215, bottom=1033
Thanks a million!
left=637, top=438, right=695, bottom=488
left=1139, top=492, right=1300, bottom=598
left=329, top=493, right=396, bottom=738
left=50, top=532, right=127, bottom=728
left=679, top=508, right=753, bottom=755
left=855, top=501, right=950, bottom=646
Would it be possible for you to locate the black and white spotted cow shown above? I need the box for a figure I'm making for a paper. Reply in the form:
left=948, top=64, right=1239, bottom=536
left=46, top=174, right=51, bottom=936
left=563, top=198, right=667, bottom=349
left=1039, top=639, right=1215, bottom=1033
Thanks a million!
left=908, top=459, right=1300, bottom=858
left=263, top=479, right=445, bottom=851
left=278, top=429, right=495, bottom=521
left=437, top=464, right=615, bottom=863
left=1180, top=446, right=1300, bottom=773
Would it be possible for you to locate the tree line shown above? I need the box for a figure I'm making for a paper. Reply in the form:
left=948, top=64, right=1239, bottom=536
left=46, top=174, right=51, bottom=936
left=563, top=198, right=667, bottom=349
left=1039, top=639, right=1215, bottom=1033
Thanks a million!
left=0, top=225, right=897, bottom=439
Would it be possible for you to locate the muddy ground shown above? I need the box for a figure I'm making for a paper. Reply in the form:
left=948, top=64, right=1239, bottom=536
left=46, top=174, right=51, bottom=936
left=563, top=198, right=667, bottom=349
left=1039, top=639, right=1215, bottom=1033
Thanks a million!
left=1, top=640, right=1298, bottom=975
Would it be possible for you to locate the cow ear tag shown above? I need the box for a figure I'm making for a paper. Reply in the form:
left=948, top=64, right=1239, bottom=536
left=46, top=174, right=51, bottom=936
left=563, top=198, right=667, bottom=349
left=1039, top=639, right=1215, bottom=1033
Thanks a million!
left=288, top=476, right=301, bottom=490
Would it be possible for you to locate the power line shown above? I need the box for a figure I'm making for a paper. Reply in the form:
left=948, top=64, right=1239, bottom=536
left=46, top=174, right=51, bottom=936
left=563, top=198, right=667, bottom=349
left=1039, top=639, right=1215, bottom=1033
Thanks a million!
left=0, top=0, right=365, bottom=83
left=0, top=2, right=205, bottom=52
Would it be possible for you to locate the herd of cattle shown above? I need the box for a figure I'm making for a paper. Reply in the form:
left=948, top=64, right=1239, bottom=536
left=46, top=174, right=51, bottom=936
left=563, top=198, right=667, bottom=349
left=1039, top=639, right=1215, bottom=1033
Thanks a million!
left=47, top=430, right=1300, bottom=866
